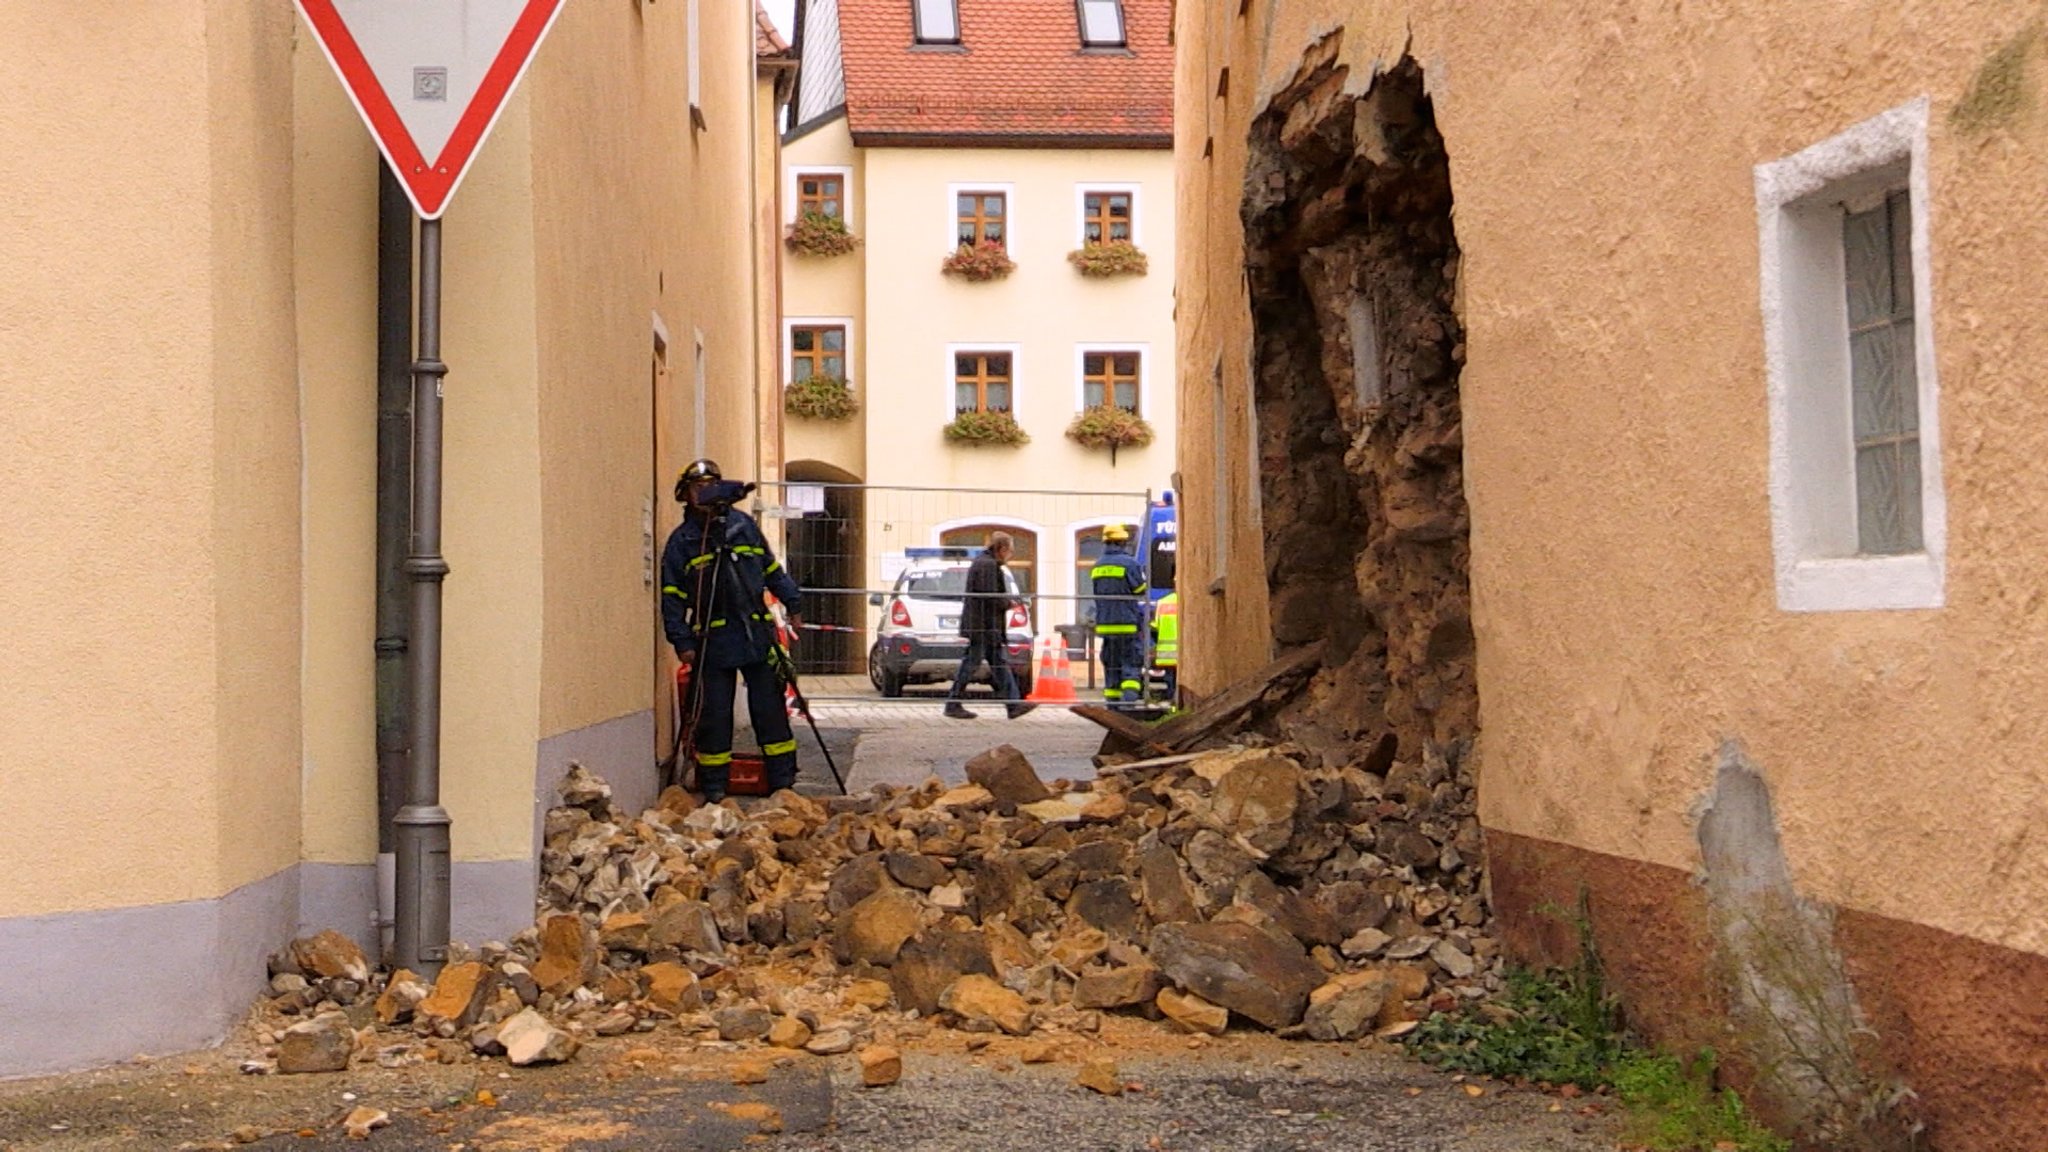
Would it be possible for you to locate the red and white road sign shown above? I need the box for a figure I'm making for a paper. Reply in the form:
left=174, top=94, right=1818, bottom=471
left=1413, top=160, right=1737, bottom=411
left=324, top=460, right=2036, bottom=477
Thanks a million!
left=296, top=0, right=567, bottom=219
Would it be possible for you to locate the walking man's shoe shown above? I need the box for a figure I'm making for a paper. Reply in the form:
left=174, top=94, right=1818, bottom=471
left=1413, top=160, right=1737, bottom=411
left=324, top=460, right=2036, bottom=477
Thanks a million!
left=1006, top=703, right=1037, bottom=720
left=944, top=703, right=976, bottom=720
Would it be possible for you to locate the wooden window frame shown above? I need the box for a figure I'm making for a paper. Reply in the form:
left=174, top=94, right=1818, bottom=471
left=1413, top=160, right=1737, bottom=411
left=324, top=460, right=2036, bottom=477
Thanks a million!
left=796, top=173, right=845, bottom=220
left=955, top=190, right=1008, bottom=249
left=1081, top=188, right=1136, bottom=246
left=788, top=323, right=848, bottom=384
left=1080, top=348, right=1142, bottom=413
left=953, top=350, right=1015, bottom=415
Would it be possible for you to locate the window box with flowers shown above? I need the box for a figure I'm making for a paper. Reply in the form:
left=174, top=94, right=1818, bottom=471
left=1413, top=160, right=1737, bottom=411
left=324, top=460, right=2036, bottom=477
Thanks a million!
left=945, top=410, right=1029, bottom=447
left=784, top=375, right=858, bottom=421
left=1067, top=239, right=1148, bottom=278
left=1066, top=403, right=1153, bottom=463
left=941, top=240, right=1016, bottom=282
left=785, top=210, right=861, bottom=258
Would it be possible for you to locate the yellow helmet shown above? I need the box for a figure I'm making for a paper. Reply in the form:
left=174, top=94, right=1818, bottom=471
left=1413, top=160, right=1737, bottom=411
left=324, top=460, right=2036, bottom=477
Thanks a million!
left=1102, top=524, right=1131, bottom=544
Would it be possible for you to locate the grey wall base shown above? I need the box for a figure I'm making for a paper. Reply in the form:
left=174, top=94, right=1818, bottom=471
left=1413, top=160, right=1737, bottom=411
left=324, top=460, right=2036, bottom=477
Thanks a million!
left=2, top=714, right=652, bottom=1080
left=0, top=866, right=295, bottom=1080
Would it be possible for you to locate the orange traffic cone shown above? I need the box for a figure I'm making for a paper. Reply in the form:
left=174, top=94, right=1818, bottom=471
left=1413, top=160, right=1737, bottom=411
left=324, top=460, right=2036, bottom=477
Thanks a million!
left=1027, top=635, right=1076, bottom=702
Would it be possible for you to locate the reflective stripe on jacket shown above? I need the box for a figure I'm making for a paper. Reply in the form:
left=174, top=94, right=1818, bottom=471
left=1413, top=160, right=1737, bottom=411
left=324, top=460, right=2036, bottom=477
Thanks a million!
left=1089, top=547, right=1147, bottom=632
left=660, top=507, right=801, bottom=669
left=1151, top=592, right=1179, bottom=666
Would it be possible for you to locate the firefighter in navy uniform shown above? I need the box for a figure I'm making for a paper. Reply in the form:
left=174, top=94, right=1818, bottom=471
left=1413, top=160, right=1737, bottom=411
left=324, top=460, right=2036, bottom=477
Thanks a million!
left=1090, top=524, right=1147, bottom=708
left=660, top=459, right=804, bottom=802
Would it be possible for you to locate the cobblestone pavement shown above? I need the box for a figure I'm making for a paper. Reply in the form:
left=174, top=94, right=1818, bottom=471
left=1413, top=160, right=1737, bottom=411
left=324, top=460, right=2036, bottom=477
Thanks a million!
left=782, top=675, right=1106, bottom=793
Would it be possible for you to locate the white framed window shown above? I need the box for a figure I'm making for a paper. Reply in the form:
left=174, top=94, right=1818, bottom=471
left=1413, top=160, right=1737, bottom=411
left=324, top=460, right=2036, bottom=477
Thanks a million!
left=946, top=182, right=1017, bottom=252
left=913, top=0, right=959, bottom=45
left=1758, top=97, right=1945, bottom=612
left=783, top=316, right=856, bottom=386
left=1075, top=183, right=1142, bottom=247
left=1077, top=0, right=1127, bottom=47
left=786, top=166, right=856, bottom=226
left=1074, top=344, right=1149, bottom=416
left=945, top=342, right=1022, bottom=420
left=687, top=0, right=703, bottom=128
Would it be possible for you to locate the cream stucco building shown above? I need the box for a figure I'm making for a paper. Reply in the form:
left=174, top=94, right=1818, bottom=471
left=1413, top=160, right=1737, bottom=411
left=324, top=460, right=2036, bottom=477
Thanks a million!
left=772, top=0, right=1176, bottom=677
left=0, top=0, right=791, bottom=1077
left=1175, top=3, right=2048, bottom=1148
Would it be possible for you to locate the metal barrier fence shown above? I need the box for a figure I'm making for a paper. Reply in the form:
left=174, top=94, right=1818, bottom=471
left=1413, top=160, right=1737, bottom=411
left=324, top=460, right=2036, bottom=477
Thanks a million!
left=747, top=481, right=1158, bottom=695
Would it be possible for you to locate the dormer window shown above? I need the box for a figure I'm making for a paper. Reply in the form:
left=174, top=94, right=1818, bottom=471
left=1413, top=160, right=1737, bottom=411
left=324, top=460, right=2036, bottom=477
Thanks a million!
left=1077, top=0, right=1126, bottom=48
left=913, top=0, right=960, bottom=45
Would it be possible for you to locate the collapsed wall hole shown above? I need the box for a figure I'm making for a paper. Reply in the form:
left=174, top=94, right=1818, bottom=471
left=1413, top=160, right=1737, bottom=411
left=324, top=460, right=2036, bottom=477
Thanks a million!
left=1240, top=44, right=1476, bottom=771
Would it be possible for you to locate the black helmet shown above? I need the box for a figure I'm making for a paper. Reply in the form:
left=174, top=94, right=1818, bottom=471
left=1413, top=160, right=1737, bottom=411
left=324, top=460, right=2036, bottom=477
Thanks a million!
left=675, top=458, right=722, bottom=502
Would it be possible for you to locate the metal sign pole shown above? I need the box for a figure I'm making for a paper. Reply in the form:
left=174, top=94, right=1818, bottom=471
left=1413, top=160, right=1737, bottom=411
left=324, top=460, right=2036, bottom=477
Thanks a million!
left=394, top=216, right=452, bottom=976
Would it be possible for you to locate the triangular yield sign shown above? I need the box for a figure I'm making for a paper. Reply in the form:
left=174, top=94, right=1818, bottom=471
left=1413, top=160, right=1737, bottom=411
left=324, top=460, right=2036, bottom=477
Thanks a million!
left=296, top=0, right=567, bottom=219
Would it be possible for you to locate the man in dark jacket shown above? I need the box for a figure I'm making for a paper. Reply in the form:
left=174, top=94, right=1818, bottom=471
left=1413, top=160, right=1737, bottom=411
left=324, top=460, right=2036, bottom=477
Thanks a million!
left=1090, top=523, right=1147, bottom=709
left=944, top=532, right=1035, bottom=721
left=660, top=459, right=804, bottom=801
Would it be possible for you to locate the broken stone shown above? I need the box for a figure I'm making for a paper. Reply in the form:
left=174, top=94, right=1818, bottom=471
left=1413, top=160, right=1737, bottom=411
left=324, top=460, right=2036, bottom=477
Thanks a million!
left=890, top=929, right=996, bottom=1017
left=558, top=762, right=613, bottom=810
left=341, top=1106, right=389, bottom=1140
left=647, top=900, right=722, bottom=955
left=1339, top=928, right=1392, bottom=960
left=1156, top=988, right=1229, bottom=1035
left=497, top=1008, right=579, bottom=1066
left=1206, top=751, right=1302, bottom=854
left=1429, top=938, right=1477, bottom=979
left=859, top=1045, right=902, bottom=1087
left=532, top=914, right=599, bottom=994
left=639, top=962, right=700, bottom=1014
left=805, top=1029, right=855, bottom=1055
left=269, top=973, right=309, bottom=998
left=1077, top=1057, right=1124, bottom=1095
left=714, top=1101, right=784, bottom=1134
left=1017, top=797, right=1087, bottom=825
left=1303, top=971, right=1388, bottom=1041
left=276, top=1015, right=354, bottom=1074
left=1148, top=922, right=1325, bottom=1030
left=767, top=1015, right=813, bottom=1049
left=965, top=745, right=1052, bottom=812
left=714, top=1005, right=773, bottom=1042
left=373, top=970, right=429, bottom=1026
left=289, top=931, right=371, bottom=985
left=835, top=889, right=924, bottom=966
left=1072, top=964, right=1165, bottom=1010
left=599, top=911, right=652, bottom=954
left=883, top=851, right=950, bottom=891
left=939, top=974, right=1033, bottom=1036
left=416, top=963, right=495, bottom=1032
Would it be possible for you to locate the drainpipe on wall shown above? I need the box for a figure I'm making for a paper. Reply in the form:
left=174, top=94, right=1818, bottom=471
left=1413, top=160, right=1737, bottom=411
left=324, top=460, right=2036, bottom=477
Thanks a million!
left=373, top=163, right=414, bottom=962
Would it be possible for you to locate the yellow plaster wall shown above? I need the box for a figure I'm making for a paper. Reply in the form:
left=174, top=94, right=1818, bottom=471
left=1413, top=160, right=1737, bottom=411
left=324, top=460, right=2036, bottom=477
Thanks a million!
left=207, top=0, right=305, bottom=894
left=1177, top=0, right=2048, bottom=954
left=528, top=0, right=769, bottom=745
left=781, top=118, right=868, bottom=479
left=860, top=146, right=1178, bottom=498
left=0, top=5, right=222, bottom=914
left=292, top=50, right=382, bottom=866
left=434, top=95, right=545, bottom=866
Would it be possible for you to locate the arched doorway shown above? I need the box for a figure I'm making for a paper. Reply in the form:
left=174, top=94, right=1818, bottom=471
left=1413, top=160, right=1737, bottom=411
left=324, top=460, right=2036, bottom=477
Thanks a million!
left=782, top=461, right=865, bottom=675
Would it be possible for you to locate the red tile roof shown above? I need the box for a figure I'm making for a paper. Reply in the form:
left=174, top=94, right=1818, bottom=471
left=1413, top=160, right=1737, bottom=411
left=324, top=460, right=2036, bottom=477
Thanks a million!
left=836, top=0, right=1172, bottom=147
left=756, top=1, right=791, bottom=57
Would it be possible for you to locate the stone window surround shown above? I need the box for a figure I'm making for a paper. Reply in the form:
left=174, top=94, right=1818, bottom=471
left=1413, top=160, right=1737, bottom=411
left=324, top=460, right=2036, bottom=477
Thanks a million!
left=1757, top=96, right=1946, bottom=613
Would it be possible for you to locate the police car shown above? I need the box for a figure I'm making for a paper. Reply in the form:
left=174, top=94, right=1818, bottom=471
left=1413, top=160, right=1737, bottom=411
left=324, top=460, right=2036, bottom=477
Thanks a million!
left=866, top=548, right=1034, bottom=698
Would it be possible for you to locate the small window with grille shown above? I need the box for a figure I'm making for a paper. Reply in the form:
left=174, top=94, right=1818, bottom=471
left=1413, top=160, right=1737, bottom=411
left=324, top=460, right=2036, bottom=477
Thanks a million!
left=954, top=352, right=1013, bottom=414
left=1758, top=98, right=1944, bottom=613
left=1844, top=190, right=1921, bottom=556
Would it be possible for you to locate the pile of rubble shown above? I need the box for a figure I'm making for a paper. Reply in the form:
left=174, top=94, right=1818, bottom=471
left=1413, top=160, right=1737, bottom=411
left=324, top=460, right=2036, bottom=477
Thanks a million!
left=251, top=733, right=1497, bottom=1075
